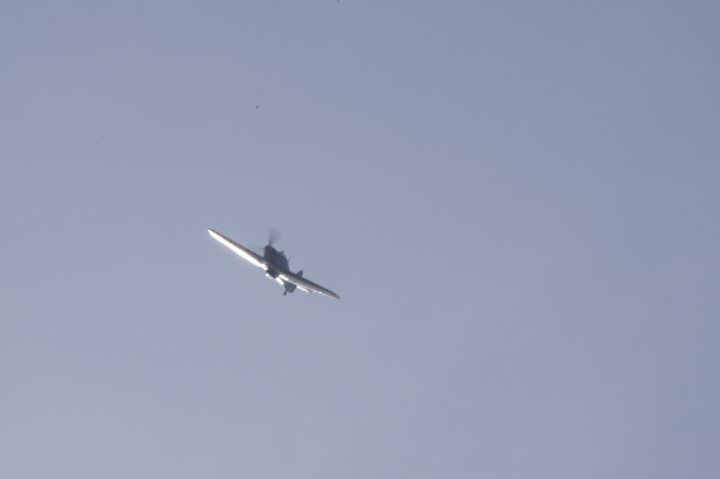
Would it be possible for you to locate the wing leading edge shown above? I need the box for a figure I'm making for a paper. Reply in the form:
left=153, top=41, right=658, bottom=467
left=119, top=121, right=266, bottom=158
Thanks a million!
left=207, top=229, right=266, bottom=269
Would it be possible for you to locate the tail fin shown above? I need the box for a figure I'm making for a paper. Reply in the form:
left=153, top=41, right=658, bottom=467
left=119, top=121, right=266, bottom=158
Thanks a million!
left=297, top=270, right=303, bottom=277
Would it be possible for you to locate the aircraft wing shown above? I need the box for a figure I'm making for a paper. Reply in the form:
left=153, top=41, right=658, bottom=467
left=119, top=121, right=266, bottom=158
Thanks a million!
left=208, top=229, right=266, bottom=270
left=279, top=271, right=341, bottom=299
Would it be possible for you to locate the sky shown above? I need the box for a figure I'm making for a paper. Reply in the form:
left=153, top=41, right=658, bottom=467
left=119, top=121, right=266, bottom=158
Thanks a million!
left=2, top=1, right=719, bottom=478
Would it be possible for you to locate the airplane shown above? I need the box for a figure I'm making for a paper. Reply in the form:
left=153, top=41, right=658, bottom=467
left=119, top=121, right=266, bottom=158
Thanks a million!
left=208, top=228, right=341, bottom=299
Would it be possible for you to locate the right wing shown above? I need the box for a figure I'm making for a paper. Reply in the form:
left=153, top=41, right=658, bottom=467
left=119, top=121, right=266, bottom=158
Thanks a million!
left=279, top=270, right=341, bottom=299
left=208, top=229, right=267, bottom=270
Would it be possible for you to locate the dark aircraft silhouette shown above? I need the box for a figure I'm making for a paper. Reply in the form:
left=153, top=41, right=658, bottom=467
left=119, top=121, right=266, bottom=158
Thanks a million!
left=208, top=228, right=340, bottom=299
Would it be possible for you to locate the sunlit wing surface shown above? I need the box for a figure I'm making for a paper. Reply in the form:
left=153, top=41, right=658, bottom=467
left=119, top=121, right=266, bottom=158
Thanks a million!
left=207, top=229, right=266, bottom=269
left=279, top=271, right=341, bottom=299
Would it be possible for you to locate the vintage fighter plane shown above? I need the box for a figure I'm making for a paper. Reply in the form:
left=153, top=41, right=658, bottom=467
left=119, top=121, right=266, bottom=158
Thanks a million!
left=208, top=228, right=340, bottom=299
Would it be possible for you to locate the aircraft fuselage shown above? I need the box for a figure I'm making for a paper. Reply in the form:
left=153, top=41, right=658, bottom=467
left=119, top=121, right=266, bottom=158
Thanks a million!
left=263, top=245, right=298, bottom=294
left=264, top=245, right=290, bottom=273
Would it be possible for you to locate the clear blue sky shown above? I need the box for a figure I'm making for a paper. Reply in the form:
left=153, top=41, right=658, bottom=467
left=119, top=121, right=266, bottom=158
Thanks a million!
left=2, top=1, right=719, bottom=478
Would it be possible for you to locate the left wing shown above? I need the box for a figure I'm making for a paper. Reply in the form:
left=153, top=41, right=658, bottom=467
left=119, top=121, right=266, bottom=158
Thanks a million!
left=207, top=229, right=266, bottom=269
left=279, top=271, right=341, bottom=299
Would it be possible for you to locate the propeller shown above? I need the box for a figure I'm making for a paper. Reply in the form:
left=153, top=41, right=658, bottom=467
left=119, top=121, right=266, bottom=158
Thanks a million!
left=250, top=229, right=282, bottom=253
left=268, top=228, right=281, bottom=247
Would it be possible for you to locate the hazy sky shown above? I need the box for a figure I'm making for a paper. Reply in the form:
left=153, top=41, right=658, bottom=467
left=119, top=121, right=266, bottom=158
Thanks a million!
left=2, top=1, right=719, bottom=478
